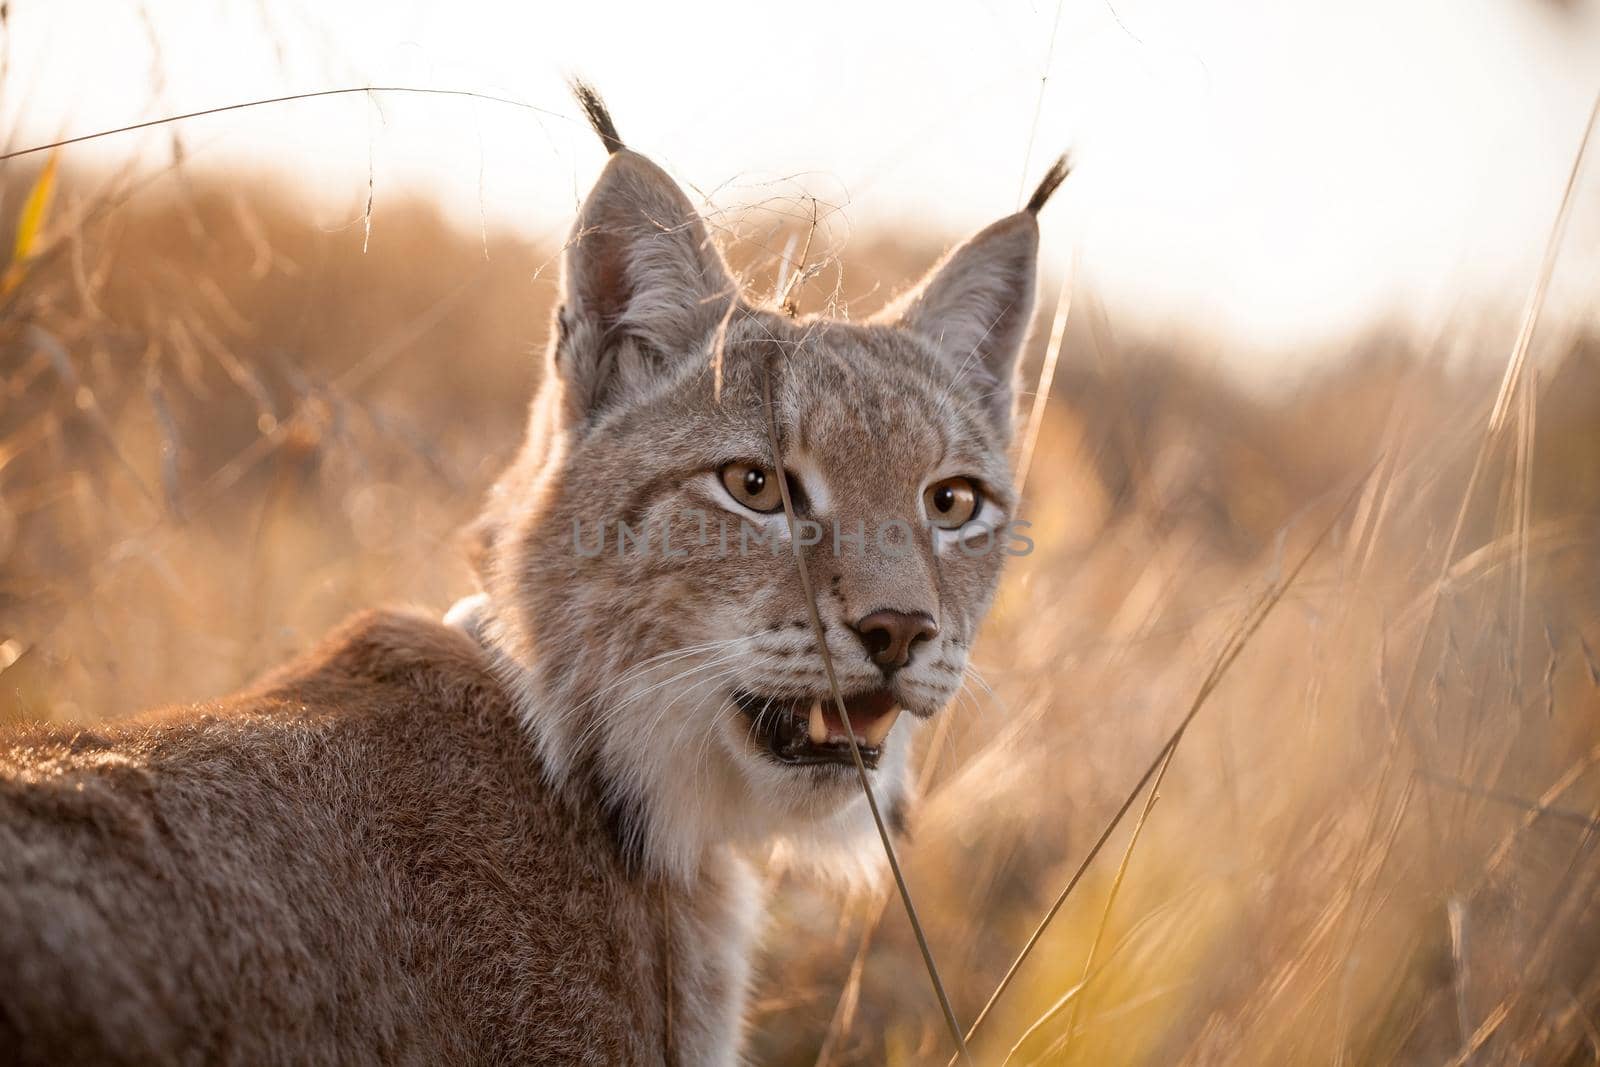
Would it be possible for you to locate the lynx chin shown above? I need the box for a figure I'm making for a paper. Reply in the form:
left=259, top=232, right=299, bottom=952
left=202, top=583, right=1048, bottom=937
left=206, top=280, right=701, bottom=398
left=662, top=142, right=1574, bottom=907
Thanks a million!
left=0, top=82, right=1066, bottom=1064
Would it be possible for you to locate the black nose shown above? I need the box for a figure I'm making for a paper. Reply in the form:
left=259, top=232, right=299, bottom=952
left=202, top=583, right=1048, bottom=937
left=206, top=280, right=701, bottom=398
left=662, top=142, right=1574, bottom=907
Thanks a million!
left=853, top=610, right=938, bottom=671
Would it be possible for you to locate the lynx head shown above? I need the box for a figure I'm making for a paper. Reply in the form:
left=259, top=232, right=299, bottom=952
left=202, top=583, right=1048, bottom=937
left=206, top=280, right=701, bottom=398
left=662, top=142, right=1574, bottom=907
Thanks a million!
left=470, top=85, right=1065, bottom=881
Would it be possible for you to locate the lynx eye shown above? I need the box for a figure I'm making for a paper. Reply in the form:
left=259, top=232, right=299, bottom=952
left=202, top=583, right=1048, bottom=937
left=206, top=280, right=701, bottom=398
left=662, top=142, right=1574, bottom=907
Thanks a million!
left=924, top=477, right=980, bottom=529
left=719, top=462, right=784, bottom=513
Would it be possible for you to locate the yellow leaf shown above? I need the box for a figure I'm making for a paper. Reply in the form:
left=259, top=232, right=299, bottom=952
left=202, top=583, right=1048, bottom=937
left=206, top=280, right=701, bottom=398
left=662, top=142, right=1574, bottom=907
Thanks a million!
left=12, top=150, right=59, bottom=265
left=1, top=150, right=60, bottom=298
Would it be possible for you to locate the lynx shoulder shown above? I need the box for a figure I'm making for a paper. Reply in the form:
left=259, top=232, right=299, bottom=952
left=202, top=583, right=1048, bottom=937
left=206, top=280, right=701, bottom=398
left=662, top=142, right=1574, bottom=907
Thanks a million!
left=0, top=610, right=754, bottom=1064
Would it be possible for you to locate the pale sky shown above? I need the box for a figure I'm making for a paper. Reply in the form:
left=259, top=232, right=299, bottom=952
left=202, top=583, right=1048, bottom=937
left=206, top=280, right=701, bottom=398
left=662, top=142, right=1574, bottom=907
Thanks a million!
left=5, top=0, right=1600, bottom=360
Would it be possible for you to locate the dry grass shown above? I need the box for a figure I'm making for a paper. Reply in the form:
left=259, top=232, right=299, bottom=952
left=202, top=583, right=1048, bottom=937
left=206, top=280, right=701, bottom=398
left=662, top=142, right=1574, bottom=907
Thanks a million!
left=4, top=167, right=1600, bottom=1066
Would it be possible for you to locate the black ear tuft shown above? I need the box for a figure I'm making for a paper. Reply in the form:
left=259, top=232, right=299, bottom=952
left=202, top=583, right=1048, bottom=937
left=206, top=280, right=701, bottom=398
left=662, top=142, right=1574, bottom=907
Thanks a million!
left=1025, top=153, right=1072, bottom=216
left=569, top=78, right=625, bottom=155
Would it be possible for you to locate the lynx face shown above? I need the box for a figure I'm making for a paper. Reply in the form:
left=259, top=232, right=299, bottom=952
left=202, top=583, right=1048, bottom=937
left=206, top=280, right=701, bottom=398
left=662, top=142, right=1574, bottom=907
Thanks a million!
left=473, top=126, right=1056, bottom=881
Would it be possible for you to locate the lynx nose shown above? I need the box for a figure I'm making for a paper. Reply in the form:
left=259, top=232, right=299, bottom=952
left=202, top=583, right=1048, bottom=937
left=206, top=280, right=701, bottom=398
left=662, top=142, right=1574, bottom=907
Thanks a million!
left=853, top=610, right=938, bottom=672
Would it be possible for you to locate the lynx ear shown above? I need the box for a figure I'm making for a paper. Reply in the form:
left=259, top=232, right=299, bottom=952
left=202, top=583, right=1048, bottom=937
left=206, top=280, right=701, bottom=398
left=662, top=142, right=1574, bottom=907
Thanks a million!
left=555, top=149, right=736, bottom=417
left=885, top=156, right=1068, bottom=433
left=886, top=212, right=1041, bottom=432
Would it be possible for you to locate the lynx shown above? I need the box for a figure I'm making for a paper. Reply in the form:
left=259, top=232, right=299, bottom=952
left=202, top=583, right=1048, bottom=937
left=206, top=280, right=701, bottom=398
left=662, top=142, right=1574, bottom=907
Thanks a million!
left=0, top=85, right=1065, bottom=1064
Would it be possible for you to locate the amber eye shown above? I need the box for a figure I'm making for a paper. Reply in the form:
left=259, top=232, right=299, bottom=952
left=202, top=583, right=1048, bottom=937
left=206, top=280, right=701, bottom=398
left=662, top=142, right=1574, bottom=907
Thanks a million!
left=924, top=477, right=980, bottom=529
left=720, top=462, right=784, bottom=513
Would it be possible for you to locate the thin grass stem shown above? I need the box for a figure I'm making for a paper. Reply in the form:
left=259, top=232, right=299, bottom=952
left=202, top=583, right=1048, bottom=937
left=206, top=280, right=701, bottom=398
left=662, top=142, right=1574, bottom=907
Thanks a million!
left=758, top=358, right=973, bottom=1066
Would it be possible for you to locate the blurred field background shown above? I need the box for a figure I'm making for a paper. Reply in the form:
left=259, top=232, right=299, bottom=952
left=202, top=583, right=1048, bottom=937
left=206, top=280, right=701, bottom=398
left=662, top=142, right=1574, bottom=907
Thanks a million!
left=6, top=2, right=1600, bottom=1064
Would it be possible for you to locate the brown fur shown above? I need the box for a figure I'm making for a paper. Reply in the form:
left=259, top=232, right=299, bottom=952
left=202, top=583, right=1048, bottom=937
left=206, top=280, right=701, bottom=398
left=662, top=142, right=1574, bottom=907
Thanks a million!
left=0, top=610, right=746, bottom=1065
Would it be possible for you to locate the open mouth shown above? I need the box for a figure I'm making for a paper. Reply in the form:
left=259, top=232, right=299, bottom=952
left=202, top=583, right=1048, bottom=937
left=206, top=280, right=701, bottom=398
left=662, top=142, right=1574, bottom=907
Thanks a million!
left=733, top=689, right=903, bottom=769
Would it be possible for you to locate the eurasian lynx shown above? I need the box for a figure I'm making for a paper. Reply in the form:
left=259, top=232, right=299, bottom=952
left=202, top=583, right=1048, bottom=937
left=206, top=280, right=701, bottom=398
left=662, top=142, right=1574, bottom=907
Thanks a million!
left=0, top=85, right=1064, bottom=1064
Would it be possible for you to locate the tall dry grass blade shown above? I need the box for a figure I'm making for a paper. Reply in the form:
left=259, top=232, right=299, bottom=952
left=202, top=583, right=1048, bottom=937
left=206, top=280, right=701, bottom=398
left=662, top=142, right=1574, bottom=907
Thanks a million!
left=1048, top=753, right=1170, bottom=1062
left=1448, top=897, right=1473, bottom=1061
left=0, top=86, right=567, bottom=163
left=1014, top=269, right=1073, bottom=501
left=1001, top=979, right=1089, bottom=1066
left=1515, top=367, right=1537, bottom=660
left=758, top=360, right=973, bottom=1066
left=362, top=111, right=375, bottom=254
left=989, top=893, right=1191, bottom=1067
left=955, top=484, right=1362, bottom=1060
left=1486, top=90, right=1600, bottom=434
left=1446, top=1002, right=1512, bottom=1067
left=1004, top=763, right=1167, bottom=1065
left=813, top=680, right=967, bottom=1065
